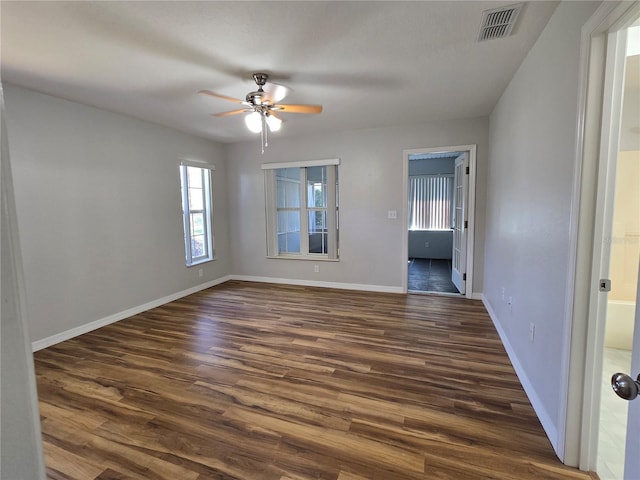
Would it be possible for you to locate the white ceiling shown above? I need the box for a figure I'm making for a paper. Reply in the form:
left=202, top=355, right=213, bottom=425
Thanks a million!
left=1, top=1, right=559, bottom=144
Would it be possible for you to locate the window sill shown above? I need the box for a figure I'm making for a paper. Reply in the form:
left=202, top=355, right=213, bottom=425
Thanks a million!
left=267, top=255, right=339, bottom=262
left=187, top=257, right=215, bottom=267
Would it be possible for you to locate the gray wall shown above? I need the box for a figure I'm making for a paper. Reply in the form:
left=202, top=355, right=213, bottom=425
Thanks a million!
left=408, top=230, right=452, bottom=259
left=483, top=0, right=600, bottom=454
left=226, top=117, right=489, bottom=292
left=4, top=84, right=232, bottom=344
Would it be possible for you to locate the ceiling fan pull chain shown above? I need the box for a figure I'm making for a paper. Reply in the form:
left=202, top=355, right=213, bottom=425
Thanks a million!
left=260, top=114, right=265, bottom=154
left=264, top=114, right=269, bottom=148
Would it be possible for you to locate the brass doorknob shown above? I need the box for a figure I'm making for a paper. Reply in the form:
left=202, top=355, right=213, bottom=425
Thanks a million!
left=611, top=372, right=640, bottom=401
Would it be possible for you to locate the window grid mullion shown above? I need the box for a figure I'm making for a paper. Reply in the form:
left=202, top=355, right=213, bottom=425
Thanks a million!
left=300, top=168, right=310, bottom=255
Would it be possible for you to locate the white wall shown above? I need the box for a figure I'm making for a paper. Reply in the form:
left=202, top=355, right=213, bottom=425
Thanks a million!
left=226, top=118, right=488, bottom=292
left=4, top=84, right=231, bottom=345
left=483, top=1, right=600, bottom=454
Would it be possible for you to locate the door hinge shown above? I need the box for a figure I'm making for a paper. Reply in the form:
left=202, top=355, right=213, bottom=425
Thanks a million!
left=599, top=279, right=611, bottom=292
left=463, top=273, right=467, bottom=281
left=465, top=166, right=470, bottom=174
left=464, top=220, right=468, bottom=229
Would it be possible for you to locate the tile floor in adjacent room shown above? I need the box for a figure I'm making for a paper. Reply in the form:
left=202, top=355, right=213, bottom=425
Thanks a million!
left=598, top=347, right=632, bottom=480
left=408, top=258, right=460, bottom=294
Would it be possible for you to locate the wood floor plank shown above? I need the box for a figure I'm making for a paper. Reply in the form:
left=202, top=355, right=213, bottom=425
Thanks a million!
left=33, top=280, right=592, bottom=479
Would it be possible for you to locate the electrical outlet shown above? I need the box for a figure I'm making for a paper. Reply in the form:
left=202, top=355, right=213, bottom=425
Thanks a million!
left=529, top=322, right=535, bottom=342
left=424, top=242, right=429, bottom=247
left=501, top=287, right=506, bottom=301
left=314, top=264, right=319, bottom=273
left=198, top=268, right=203, bottom=278
left=387, top=210, right=397, bottom=219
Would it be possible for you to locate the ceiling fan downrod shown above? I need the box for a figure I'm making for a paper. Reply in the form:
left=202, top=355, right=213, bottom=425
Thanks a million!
left=246, top=73, right=269, bottom=106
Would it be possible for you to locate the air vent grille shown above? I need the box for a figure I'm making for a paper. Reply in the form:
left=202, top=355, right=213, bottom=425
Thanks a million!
left=478, top=3, right=523, bottom=42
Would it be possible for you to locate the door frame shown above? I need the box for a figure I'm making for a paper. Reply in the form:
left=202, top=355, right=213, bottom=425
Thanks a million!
left=451, top=152, right=468, bottom=294
left=401, top=144, right=477, bottom=298
left=563, top=0, right=640, bottom=469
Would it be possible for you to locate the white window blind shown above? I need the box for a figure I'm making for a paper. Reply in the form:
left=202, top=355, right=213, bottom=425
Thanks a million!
left=408, top=175, right=454, bottom=230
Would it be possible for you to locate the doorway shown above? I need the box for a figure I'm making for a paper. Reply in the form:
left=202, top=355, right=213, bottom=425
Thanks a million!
left=402, top=145, right=476, bottom=297
left=595, top=17, right=640, bottom=480
left=570, top=4, right=640, bottom=478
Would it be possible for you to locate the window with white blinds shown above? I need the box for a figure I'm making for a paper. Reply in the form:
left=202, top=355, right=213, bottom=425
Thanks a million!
left=408, top=175, right=454, bottom=230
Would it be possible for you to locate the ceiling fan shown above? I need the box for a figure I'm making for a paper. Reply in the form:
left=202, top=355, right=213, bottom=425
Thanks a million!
left=199, top=73, right=323, bottom=152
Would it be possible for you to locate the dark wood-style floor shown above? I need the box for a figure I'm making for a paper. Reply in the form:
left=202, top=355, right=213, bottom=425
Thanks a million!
left=34, top=281, right=593, bottom=480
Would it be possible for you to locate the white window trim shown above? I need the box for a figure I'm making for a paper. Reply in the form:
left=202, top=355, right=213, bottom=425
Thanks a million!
left=264, top=159, right=339, bottom=260
left=261, top=158, right=340, bottom=170
left=181, top=159, right=216, bottom=170
left=179, top=162, right=215, bottom=266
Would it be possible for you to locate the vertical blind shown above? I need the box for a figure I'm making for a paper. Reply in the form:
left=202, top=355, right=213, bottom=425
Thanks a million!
left=408, top=175, right=454, bottom=230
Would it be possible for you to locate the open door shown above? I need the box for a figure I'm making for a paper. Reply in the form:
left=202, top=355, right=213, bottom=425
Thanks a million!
left=451, top=152, right=468, bottom=294
left=1, top=84, right=47, bottom=478
left=609, top=262, right=640, bottom=479
left=607, top=20, right=640, bottom=476
left=624, top=267, right=640, bottom=477
left=582, top=10, right=640, bottom=478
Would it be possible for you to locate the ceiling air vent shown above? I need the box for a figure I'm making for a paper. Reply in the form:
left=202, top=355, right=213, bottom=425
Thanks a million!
left=478, top=3, right=523, bottom=42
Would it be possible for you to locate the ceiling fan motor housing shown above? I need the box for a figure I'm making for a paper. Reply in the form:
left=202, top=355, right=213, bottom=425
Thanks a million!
left=246, top=91, right=264, bottom=105
left=252, top=73, right=268, bottom=86
left=247, top=73, right=269, bottom=106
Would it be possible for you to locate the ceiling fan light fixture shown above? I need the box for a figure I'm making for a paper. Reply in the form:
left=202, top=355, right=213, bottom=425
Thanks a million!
left=203, top=72, right=322, bottom=153
left=266, top=114, right=282, bottom=132
left=245, top=111, right=262, bottom=133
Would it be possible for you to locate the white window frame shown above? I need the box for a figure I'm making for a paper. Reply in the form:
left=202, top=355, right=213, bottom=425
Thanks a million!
left=179, top=161, right=215, bottom=266
left=263, top=159, right=339, bottom=260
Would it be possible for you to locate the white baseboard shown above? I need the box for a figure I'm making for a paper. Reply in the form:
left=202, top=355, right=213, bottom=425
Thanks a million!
left=481, top=294, right=559, bottom=455
left=471, top=292, right=483, bottom=300
left=230, top=275, right=404, bottom=294
left=31, top=275, right=233, bottom=352
left=32, top=274, right=474, bottom=352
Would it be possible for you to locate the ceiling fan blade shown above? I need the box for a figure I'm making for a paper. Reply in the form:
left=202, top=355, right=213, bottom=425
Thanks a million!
left=199, top=89, right=245, bottom=104
left=267, top=111, right=286, bottom=123
left=263, top=83, right=290, bottom=103
left=212, top=109, right=250, bottom=118
left=275, top=104, right=323, bottom=114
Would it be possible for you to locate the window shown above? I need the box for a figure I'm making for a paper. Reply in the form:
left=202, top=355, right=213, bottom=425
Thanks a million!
left=408, top=175, right=453, bottom=230
left=179, top=163, right=214, bottom=266
left=263, top=159, right=339, bottom=259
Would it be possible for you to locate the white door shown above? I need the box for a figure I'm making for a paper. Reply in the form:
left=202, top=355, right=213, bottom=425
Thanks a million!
left=620, top=265, right=640, bottom=478
left=1, top=87, right=47, bottom=478
left=451, top=153, right=468, bottom=294
left=609, top=262, right=640, bottom=479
